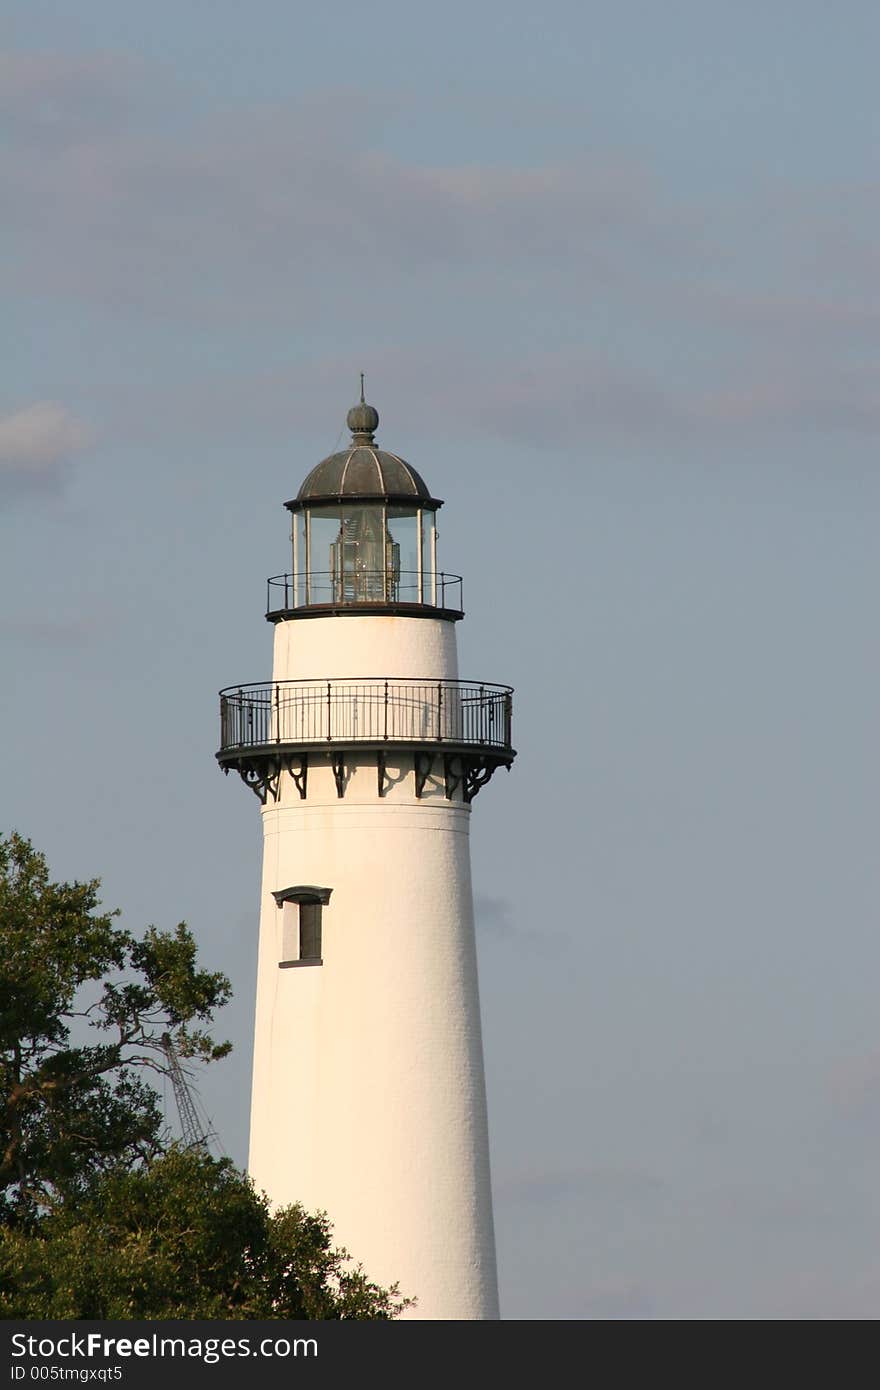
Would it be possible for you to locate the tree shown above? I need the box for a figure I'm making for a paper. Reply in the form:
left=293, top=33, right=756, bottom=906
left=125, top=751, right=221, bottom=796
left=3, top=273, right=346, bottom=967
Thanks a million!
left=0, top=830, right=231, bottom=1227
left=0, top=1149, right=408, bottom=1319
left=0, top=833, right=409, bottom=1318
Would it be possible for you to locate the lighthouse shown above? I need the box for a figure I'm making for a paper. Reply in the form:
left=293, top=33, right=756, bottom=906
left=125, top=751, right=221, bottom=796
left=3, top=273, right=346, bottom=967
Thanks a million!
left=217, top=389, right=516, bottom=1319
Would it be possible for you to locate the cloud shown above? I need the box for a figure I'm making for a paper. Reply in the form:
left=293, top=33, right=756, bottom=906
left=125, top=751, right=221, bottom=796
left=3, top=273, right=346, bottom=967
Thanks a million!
left=0, top=49, right=162, bottom=149
left=1, top=50, right=877, bottom=448
left=93, top=337, right=880, bottom=464
left=93, top=347, right=697, bottom=458
left=0, top=402, right=93, bottom=499
left=2, top=137, right=668, bottom=313
left=474, top=893, right=569, bottom=952
left=497, top=1165, right=668, bottom=1207
left=0, top=50, right=688, bottom=319
left=0, top=615, right=104, bottom=648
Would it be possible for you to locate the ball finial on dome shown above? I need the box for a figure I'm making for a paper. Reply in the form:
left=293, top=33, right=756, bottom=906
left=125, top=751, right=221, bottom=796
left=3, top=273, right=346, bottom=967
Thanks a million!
left=347, top=372, right=379, bottom=441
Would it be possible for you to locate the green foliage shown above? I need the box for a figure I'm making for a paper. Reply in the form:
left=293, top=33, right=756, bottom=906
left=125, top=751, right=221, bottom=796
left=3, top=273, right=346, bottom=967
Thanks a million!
left=0, top=1149, right=410, bottom=1319
left=0, top=833, right=408, bottom=1319
left=0, top=832, right=230, bottom=1226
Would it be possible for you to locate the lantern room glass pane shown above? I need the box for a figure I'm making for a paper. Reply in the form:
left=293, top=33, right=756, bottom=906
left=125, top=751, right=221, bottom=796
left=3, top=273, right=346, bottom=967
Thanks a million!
left=301, top=502, right=394, bottom=604
left=387, top=506, right=418, bottom=603
left=299, top=502, right=440, bottom=607
left=421, top=509, right=436, bottom=603
left=293, top=510, right=306, bottom=605
left=309, top=510, right=342, bottom=604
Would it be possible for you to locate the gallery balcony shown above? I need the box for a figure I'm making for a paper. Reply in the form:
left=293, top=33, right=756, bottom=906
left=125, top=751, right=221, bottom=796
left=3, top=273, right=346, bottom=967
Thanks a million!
left=217, top=677, right=515, bottom=805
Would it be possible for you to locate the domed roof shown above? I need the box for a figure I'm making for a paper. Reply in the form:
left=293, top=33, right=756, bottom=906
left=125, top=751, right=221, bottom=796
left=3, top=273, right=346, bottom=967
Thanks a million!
left=287, top=388, right=440, bottom=511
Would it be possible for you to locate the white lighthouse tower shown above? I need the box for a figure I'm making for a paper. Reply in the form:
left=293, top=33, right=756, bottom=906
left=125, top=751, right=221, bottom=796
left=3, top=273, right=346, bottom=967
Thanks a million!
left=217, top=389, right=515, bottom=1319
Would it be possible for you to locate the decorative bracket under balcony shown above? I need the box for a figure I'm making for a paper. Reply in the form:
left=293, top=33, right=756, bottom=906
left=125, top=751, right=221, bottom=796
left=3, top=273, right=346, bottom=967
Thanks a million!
left=222, top=745, right=512, bottom=805
left=221, top=755, right=282, bottom=805
left=221, top=750, right=309, bottom=805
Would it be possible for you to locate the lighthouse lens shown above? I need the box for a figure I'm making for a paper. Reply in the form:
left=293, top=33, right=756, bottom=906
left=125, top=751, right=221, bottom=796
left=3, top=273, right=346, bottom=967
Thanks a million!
left=296, top=502, right=437, bottom=608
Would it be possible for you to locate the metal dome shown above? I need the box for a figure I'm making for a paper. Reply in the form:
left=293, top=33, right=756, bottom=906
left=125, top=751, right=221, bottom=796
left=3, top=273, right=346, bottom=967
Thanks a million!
left=287, top=391, right=441, bottom=511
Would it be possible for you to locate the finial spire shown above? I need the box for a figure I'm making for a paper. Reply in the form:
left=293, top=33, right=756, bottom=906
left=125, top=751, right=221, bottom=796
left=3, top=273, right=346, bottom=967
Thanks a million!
left=347, top=378, right=379, bottom=443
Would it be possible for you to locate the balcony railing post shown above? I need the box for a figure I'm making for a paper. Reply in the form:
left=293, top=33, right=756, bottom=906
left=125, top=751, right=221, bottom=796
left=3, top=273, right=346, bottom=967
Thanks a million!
left=384, top=680, right=389, bottom=741
left=275, top=682, right=280, bottom=743
left=326, top=681, right=332, bottom=741
left=436, top=682, right=443, bottom=741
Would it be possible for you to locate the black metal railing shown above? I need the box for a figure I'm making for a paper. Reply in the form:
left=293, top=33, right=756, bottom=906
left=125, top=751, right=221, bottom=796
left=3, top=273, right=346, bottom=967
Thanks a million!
left=219, top=678, right=513, bottom=753
left=266, top=572, right=463, bottom=614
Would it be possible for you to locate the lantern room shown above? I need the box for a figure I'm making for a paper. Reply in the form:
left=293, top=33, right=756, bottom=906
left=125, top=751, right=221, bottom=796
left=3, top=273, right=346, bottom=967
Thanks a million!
left=267, top=391, right=462, bottom=619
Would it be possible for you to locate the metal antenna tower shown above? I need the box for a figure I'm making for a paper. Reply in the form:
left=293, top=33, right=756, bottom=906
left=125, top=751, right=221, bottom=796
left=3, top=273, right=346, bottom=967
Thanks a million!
left=160, top=1032, right=215, bottom=1151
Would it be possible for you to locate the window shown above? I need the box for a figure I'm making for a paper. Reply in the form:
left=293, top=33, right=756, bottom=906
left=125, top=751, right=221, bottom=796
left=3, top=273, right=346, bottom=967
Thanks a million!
left=272, top=885, right=332, bottom=968
left=298, top=901, right=321, bottom=959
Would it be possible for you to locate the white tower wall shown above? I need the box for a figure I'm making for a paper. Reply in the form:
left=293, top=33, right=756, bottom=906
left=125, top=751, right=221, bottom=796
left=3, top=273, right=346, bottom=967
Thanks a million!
left=272, top=612, right=460, bottom=683
left=248, top=615, right=499, bottom=1319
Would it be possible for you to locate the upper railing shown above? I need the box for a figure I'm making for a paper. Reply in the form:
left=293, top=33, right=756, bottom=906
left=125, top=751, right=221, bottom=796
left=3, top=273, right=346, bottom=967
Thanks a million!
left=266, top=572, right=463, bottom=616
left=219, top=678, right=513, bottom=754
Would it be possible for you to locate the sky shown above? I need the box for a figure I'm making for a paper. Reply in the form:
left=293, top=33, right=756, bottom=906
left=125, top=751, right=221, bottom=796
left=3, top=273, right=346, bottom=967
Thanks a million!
left=1, top=0, right=878, bottom=1318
